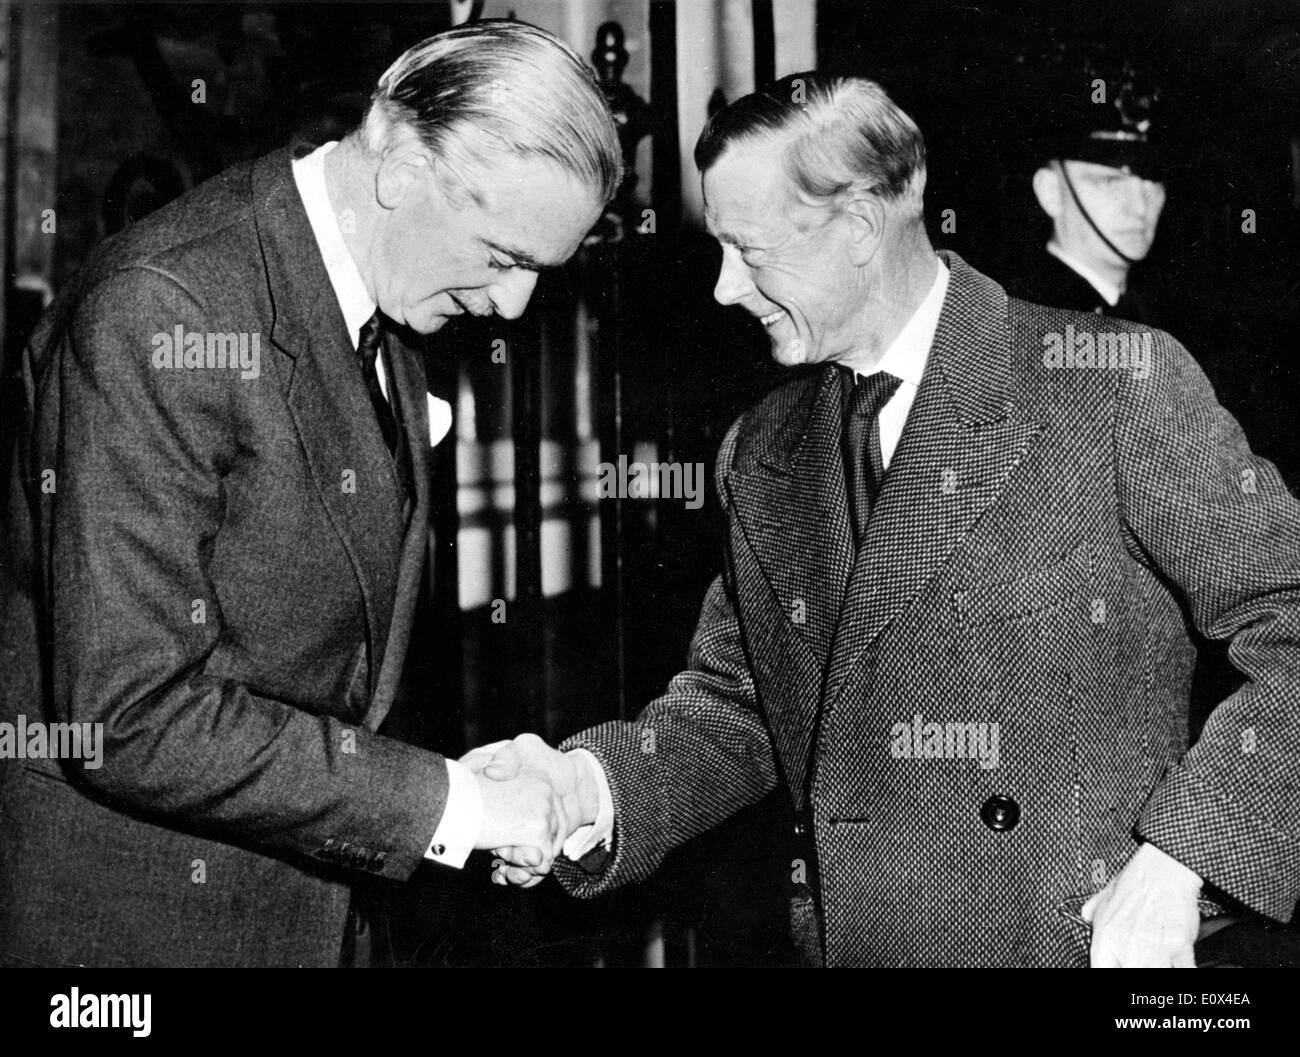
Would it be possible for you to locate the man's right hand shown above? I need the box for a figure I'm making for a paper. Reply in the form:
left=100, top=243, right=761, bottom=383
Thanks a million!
left=462, top=734, right=601, bottom=887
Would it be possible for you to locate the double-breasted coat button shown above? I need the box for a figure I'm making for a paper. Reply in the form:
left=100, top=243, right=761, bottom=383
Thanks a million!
left=793, top=818, right=809, bottom=839
left=980, top=794, right=1020, bottom=832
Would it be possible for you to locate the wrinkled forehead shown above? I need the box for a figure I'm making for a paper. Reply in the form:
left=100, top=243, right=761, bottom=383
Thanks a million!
left=470, top=155, right=602, bottom=259
left=702, top=138, right=812, bottom=242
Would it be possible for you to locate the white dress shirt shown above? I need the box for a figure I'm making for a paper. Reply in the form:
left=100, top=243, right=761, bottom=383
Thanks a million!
left=292, top=142, right=472, bottom=867
left=848, top=256, right=949, bottom=469
left=566, top=257, right=951, bottom=862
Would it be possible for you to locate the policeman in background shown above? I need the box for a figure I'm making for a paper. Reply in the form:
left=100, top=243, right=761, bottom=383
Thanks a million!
left=1006, top=57, right=1167, bottom=327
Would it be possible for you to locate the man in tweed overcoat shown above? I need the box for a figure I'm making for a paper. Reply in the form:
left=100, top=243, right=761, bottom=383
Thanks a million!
left=478, top=74, right=1300, bottom=968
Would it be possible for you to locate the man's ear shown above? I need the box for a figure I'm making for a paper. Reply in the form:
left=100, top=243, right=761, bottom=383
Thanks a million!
left=843, top=189, right=886, bottom=266
left=1032, top=165, right=1063, bottom=219
left=375, top=131, right=434, bottom=211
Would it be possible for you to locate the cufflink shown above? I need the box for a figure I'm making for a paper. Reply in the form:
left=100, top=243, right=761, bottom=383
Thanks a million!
left=430, top=843, right=446, bottom=856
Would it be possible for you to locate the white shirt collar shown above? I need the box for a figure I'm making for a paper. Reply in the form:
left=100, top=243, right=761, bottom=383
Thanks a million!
left=291, top=141, right=376, bottom=349
left=851, top=256, right=949, bottom=386
left=1046, top=241, right=1122, bottom=306
left=290, top=142, right=455, bottom=449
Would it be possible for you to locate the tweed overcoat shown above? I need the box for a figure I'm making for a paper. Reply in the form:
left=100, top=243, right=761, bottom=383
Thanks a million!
left=557, top=252, right=1300, bottom=967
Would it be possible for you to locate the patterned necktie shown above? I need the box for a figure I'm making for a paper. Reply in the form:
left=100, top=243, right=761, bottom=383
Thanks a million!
left=843, top=369, right=903, bottom=547
left=356, top=310, right=399, bottom=455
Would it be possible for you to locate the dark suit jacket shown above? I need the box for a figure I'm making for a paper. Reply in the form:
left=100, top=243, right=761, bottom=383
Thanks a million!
left=557, top=252, right=1300, bottom=967
left=0, top=146, right=447, bottom=967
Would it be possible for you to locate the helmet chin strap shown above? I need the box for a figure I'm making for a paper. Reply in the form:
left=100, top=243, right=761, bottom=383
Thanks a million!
left=1057, top=160, right=1139, bottom=267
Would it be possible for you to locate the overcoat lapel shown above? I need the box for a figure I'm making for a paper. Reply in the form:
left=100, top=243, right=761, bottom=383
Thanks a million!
left=724, top=366, right=854, bottom=799
left=824, top=253, right=1044, bottom=707
left=727, top=365, right=855, bottom=667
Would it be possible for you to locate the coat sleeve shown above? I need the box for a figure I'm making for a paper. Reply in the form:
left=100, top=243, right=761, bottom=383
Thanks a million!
left=1118, top=329, right=1300, bottom=921
left=44, top=266, right=447, bottom=881
left=553, top=415, right=780, bottom=898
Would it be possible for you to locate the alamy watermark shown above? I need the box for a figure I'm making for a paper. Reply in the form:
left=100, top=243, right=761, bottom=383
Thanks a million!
left=1042, top=323, right=1151, bottom=380
left=597, top=454, right=705, bottom=509
left=890, top=712, right=999, bottom=770
left=0, top=715, right=103, bottom=769
left=50, top=988, right=150, bottom=1037
left=151, top=326, right=261, bottom=379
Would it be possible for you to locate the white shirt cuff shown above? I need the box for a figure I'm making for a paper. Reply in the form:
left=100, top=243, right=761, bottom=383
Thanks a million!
left=425, top=758, right=482, bottom=868
left=562, top=748, right=614, bottom=861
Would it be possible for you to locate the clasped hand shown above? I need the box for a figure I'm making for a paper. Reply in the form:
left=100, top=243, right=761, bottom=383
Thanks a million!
left=463, top=734, right=598, bottom=888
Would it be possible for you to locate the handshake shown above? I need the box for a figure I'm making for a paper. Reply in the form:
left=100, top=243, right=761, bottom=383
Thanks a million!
left=461, top=734, right=604, bottom=887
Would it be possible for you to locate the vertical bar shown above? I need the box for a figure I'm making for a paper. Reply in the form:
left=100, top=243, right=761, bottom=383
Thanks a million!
left=752, top=0, right=775, bottom=87
left=10, top=0, right=55, bottom=352
left=428, top=350, right=463, bottom=747
left=650, top=0, right=681, bottom=234
left=650, top=2, right=681, bottom=472
left=0, top=2, right=15, bottom=364
left=511, top=323, right=546, bottom=733
left=594, top=246, right=626, bottom=721
left=644, top=917, right=666, bottom=968
left=0, top=2, right=12, bottom=516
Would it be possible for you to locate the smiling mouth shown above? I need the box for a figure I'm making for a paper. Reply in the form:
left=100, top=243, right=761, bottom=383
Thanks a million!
left=759, top=310, right=785, bottom=327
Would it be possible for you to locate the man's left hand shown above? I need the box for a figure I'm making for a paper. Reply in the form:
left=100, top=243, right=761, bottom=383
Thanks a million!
left=1081, top=842, right=1202, bottom=967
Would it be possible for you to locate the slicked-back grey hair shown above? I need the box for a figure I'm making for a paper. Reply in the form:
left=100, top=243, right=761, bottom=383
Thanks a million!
left=363, top=20, right=622, bottom=205
left=695, top=73, right=927, bottom=222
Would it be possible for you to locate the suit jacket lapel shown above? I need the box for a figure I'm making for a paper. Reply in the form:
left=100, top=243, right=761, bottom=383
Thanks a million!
left=824, top=252, right=1044, bottom=707
left=252, top=147, right=406, bottom=703
left=363, top=334, right=433, bottom=732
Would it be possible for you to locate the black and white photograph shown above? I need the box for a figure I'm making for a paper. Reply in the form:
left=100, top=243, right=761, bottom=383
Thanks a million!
left=0, top=0, right=1297, bottom=1026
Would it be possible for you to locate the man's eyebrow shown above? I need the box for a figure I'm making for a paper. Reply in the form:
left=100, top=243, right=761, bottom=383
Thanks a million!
left=484, top=239, right=555, bottom=271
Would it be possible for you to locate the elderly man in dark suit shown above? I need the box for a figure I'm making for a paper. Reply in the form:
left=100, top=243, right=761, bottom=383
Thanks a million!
left=477, top=73, right=1300, bottom=968
left=0, top=20, right=620, bottom=967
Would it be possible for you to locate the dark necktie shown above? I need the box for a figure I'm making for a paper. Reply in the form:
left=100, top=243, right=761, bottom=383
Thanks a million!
left=842, top=369, right=902, bottom=547
left=356, top=310, right=399, bottom=455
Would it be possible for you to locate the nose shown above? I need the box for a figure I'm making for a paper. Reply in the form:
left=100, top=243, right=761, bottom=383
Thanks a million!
left=713, top=246, right=754, bottom=307
left=489, top=269, right=540, bottom=320
left=1120, top=176, right=1164, bottom=220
